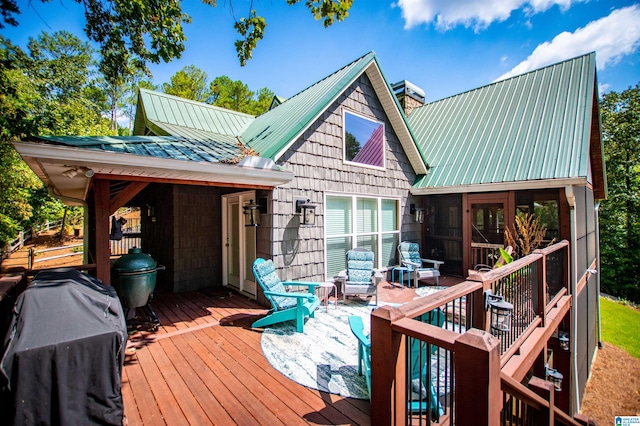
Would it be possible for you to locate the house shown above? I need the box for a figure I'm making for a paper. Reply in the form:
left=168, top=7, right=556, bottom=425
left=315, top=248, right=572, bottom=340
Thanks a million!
left=11, top=51, right=605, bottom=420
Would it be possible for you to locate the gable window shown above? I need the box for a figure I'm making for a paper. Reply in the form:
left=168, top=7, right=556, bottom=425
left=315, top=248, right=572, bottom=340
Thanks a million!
left=325, top=195, right=399, bottom=278
left=343, top=110, right=385, bottom=169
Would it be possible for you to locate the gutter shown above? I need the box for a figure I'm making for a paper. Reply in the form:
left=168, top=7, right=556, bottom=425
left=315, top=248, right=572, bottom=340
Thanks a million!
left=595, top=201, right=602, bottom=348
left=564, top=186, right=581, bottom=413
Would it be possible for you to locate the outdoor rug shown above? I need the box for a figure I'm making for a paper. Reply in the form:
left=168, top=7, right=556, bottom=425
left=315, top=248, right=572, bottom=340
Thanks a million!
left=260, top=287, right=451, bottom=399
left=260, top=299, right=387, bottom=399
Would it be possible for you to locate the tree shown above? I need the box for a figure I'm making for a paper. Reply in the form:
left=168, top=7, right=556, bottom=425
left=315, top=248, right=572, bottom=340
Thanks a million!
left=163, top=65, right=211, bottom=102
left=599, top=83, right=640, bottom=303
left=0, top=1, right=353, bottom=79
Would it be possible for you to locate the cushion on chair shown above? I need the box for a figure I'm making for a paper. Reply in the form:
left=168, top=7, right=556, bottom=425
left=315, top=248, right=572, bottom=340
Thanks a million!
left=346, top=250, right=375, bottom=284
left=253, top=259, right=296, bottom=310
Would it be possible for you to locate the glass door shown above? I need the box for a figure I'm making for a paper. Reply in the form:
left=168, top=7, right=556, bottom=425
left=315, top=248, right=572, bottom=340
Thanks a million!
left=222, top=192, right=257, bottom=298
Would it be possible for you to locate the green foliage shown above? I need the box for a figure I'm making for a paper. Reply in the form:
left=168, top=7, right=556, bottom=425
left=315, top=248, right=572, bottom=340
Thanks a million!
left=210, top=75, right=274, bottom=115
left=2, top=1, right=353, bottom=77
left=599, top=84, right=640, bottom=303
left=600, top=297, right=640, bottom=360
left=163, top=65, right=211, bottom=102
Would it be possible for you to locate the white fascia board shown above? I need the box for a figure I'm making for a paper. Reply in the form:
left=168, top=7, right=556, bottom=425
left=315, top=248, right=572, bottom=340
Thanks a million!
left=410, top=178, right=588, bottom=195
left=14, top=142, right=294, bottom=186
left=365, top=63, right=428, bottom=175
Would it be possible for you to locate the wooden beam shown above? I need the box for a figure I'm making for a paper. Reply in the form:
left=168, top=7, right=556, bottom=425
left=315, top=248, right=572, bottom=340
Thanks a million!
left=110, top=181, right=149, bottom=215
left=93, top=173, right=275, bottom=190
left=93, top=179, right=111, bottom=285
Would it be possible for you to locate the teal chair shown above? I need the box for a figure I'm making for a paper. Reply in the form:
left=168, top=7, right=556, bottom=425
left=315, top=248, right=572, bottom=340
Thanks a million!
left=339, top=248, right=382, bottom=305
left=348, top=315, right=371, bottom=397
left=398, top=241, right=443, bottom=287
left=252, top=258, right=321, bottom=333
left=409, top=308, right=446, bottom=419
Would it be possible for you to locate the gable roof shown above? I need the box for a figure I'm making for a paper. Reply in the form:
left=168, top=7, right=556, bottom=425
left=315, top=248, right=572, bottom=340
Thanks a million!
left=241, top=52, right=428, bottom=174
left=133, top=89, right=254, bottom=139
left=409, top=52, right=606, bottom=198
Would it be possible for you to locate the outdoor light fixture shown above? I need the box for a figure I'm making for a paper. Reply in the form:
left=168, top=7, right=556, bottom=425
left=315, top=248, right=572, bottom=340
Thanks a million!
left=558, top=331, right=570, bottom=351
left=409, top=203, right=425, bottom=223
left=545, top=365, right=563, bottom=391
left=243, top=199, right=260, bottom=227
left=62, top=166, right=94, bottom=178
left=295, top=198, right=316, bottom=226
left=484, top=289, right=514, bottom=333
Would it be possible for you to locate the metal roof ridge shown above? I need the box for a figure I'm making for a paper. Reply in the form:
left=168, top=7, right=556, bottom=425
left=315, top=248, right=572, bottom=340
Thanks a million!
left=419, top=52, right=596, bottom=107
left=138, top=88, right=256, bottom=119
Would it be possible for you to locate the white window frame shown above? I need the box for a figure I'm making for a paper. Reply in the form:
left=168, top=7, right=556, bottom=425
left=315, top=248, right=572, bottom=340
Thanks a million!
left=324, top=193, right=400, bottom=279
left=342, top=108, right=386, bottom=171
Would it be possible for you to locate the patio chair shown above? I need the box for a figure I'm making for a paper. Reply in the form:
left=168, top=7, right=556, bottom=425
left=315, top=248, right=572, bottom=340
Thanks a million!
left=397, top=242, right=444, bottom=287
left=409, top=308, right=446, bottom=419
left=337, top=248, right=382, bottom=305
left=348, top=315, right=371, bottom=398
left=252, top=258, right=321, bottom=333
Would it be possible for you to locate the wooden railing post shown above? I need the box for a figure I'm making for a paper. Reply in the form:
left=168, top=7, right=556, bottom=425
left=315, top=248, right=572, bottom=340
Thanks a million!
left=370, top=305, right=406, bottom=426
left=455, top=329, right=501, bottom=425
left=529, top=376, right=555, bottom=424
left=534, top=249, right=547, bottom=326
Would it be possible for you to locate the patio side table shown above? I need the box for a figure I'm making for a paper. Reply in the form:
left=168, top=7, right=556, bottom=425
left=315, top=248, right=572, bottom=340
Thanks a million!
left=318, top=281, right=338, bottom=312
left=391, top=266, right=410, bottom=288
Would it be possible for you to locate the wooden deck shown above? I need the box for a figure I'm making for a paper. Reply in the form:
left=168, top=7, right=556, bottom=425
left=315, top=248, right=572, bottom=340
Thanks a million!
left=122, top=277, right=463, bottom=425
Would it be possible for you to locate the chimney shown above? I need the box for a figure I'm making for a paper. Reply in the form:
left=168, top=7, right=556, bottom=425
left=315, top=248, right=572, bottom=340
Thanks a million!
left=391, top=80, right=425, bottom=116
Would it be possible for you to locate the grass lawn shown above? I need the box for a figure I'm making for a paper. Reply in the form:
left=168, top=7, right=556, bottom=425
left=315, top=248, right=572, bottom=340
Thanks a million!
left=600, top=296, right=640, bottom=360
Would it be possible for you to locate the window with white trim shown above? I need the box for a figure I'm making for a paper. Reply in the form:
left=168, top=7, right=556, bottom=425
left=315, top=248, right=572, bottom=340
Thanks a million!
left=325, top=195, right=400, bottom=278
left=343, top=110, right=385, bottom=169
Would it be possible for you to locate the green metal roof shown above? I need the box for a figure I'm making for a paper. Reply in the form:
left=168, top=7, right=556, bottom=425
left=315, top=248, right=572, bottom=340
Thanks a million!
left=134, top=89, right=254, bottom=137
left=36, top=135, right=241, bottom=163
left=241, top=52, right=379, bottom=159
left=409, top=52, right=601, bottom=193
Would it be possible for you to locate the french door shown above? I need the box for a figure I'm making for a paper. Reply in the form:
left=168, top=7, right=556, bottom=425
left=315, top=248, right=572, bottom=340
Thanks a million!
left=222, top=192, right=257, bottom=298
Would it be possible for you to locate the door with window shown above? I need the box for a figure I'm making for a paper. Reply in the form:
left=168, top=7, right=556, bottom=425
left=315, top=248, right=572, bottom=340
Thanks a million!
left=222, top=192, right=257, bottom=298
left=466, top=193, right=513, bottom=271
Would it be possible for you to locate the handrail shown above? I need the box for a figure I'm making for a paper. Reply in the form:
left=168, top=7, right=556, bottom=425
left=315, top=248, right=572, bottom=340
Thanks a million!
left=501, top=372, right=581, bottom=426
left=398, top=281, right=481, bottom=319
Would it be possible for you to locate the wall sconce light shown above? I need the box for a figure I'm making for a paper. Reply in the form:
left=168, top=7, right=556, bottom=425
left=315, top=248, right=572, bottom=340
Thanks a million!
left=484, top=289, right=514, bottom=333
left=295, top=198, right=316, bottom=226
left=146, top=204, right=156, bottom=222
left=243, top=199, right=260, bottom=227
left=545, top=365, right=563, bottom=391
left=558, top=331, right=569, bottom=351
left=409, top=203, right=424, bottom=223
left=62, top=166, right=94, bottom=178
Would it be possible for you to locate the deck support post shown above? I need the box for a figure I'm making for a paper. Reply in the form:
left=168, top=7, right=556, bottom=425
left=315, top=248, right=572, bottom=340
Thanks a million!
left=529, top=376, right=555, bottom=424
left=93, top=179, right=111, bottom=285
left=370, top=305, right=406, bottom=425
left=454, top=328, right=501, bottom=425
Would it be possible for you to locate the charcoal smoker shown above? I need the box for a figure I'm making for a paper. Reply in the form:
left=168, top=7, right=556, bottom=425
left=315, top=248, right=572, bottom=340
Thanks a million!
left=112, top=248, right=165, bottom=330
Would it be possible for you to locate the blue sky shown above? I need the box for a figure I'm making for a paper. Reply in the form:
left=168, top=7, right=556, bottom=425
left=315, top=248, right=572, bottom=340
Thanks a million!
left=3, top=1, right=640, bottom=102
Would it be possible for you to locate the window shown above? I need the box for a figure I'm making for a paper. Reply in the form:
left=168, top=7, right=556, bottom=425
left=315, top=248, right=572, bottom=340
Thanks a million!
left=325, top=195, right=399, bottom=277
left=343, top=110, right=385, bottom=169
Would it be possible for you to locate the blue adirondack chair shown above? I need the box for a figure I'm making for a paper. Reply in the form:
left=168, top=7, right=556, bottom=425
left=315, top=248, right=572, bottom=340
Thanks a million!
left=252, top=258, right=321, bottom=333
left=409, top=308, right=446, bottom=419
left=348, top=315, right=371, bottom=397
left=349, top=309, right=444, bottom=420
left=397, top=241, right=444, bottom=287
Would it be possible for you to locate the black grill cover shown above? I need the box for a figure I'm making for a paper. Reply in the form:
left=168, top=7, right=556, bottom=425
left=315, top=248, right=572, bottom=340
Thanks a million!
left=1, top=268, right=127, bottom=425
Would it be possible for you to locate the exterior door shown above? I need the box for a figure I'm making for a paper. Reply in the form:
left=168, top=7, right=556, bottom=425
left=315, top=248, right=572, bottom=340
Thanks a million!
left=222, top=192, right=257, bottom=298
left=465, top=192, right=513, bottom=272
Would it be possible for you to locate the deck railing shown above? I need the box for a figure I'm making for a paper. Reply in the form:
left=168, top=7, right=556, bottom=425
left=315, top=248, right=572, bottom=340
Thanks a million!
left=370, top=240, right=573, bottom=425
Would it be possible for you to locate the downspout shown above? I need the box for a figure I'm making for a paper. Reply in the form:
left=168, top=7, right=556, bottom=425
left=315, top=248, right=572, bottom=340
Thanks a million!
left=595, top=201, right=603, bottom=348
left=47, top=187, right=91, bottom=265
left=564, top=186, right=580, bottom=412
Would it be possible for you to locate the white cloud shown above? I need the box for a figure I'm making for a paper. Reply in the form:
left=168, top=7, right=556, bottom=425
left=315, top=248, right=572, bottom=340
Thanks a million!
left=395, top=0, right=581, bottom=31
left=496, top=5, right=640, bottom=81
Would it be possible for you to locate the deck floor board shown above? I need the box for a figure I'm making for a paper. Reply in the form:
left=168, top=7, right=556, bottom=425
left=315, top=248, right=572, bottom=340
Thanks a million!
left=122, top=277, right=463, bottom=425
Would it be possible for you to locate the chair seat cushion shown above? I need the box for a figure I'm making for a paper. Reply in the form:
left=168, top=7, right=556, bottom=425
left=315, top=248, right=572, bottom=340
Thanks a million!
left=253, top=260, right=296, bottom=310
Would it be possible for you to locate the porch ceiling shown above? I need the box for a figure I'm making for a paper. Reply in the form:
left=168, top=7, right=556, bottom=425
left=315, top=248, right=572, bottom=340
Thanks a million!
left=12, top=141, right=294, bottom=205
